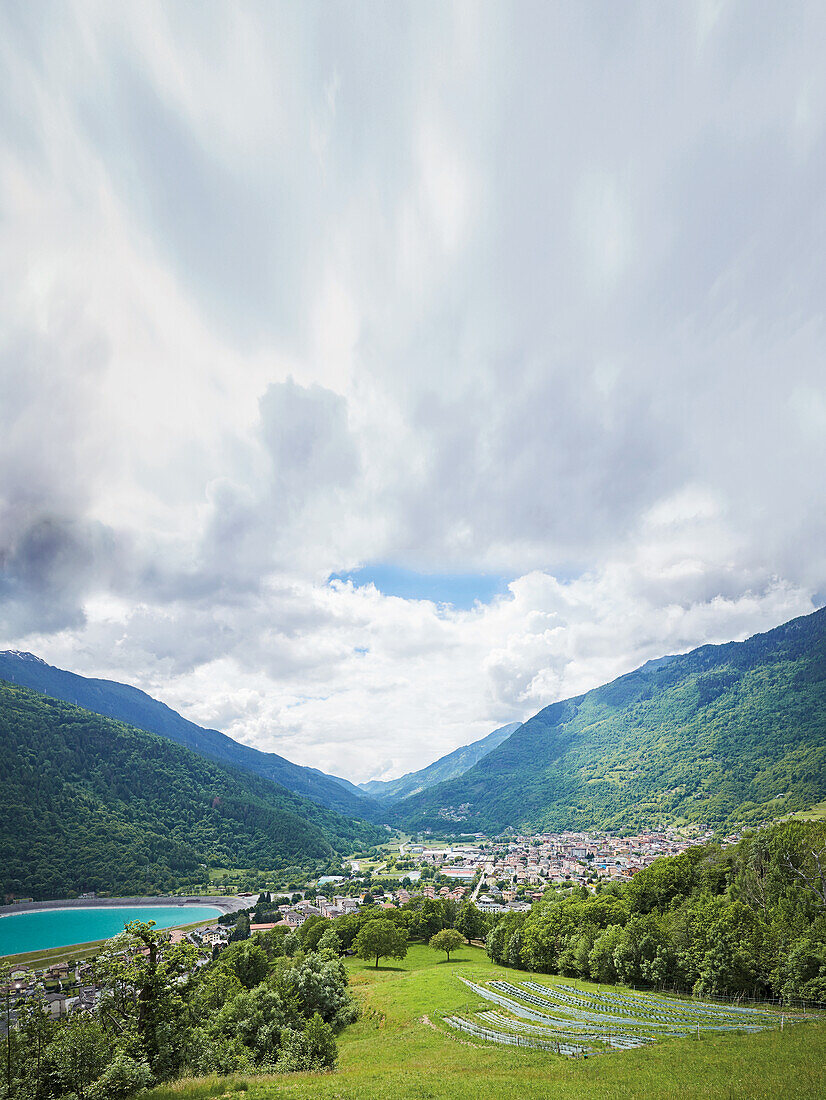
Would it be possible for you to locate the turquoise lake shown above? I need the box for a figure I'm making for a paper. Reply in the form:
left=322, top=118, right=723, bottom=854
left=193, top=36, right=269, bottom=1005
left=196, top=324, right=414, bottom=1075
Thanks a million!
left=0, top=906, right=221, bottom=957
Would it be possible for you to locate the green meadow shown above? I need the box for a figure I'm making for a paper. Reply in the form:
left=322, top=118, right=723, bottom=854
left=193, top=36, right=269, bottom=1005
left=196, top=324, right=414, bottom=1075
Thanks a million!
left=143, top=944, right=826, bottom=1100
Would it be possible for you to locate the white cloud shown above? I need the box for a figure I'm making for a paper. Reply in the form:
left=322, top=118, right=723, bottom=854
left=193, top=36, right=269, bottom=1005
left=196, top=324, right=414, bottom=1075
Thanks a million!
left=1, top=2, right=825, bottom=781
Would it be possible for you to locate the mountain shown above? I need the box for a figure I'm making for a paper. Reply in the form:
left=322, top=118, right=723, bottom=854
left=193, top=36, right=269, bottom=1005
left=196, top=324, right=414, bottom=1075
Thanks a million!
left=0, top=651, right=376, bottom=821
left=0, top=680, right=382, bottom=900
left=358, top=722, right=522, bottom=802
left=395, top=606, right=826, bottom=834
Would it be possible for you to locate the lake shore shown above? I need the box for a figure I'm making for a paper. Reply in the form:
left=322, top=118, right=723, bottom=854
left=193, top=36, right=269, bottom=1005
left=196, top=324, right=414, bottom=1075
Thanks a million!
left=0, top=894, right=250, bottom=918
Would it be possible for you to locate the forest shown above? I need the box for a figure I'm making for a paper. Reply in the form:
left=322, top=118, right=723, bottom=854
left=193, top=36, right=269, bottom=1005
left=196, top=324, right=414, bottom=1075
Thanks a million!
left=1, top=919, right=353, bottom=1098
left=0, top=681, right=381, bottom=899
left=397, top=606, right=826, bottom=833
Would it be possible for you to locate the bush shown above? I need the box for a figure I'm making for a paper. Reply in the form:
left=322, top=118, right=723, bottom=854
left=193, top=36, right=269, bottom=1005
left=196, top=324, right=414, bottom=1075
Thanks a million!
left=89, top=1051, right=154, bottom=1098
left=277, top=1013, right=337, bottom=1072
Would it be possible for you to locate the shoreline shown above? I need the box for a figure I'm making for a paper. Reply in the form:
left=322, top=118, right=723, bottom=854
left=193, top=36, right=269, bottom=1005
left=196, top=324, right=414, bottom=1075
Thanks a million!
left=0, top=894, right=251, bottom=918
left=0, top=915, right=226, bottom=967
left=0, top=904, right=223, bottom=920
left=0, top=895, right=253, bottom=963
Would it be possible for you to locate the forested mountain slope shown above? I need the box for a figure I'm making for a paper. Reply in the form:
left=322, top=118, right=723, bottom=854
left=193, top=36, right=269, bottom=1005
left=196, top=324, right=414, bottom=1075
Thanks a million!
left=396, top=606, right=826, bottom=833
left=0, top=651, right=375, bottom=821
left=359, top=722, right=522, bottom=802
left=0, top=681, right=381, bottom=899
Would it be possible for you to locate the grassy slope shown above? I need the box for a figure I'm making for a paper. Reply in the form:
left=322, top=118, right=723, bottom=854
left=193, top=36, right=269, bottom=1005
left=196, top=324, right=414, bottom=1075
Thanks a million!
left=396, top=606, right=826, bottom=833
left=789, top=800, right=826, bottom=821
left=143, top=945, right=826, bottom=1100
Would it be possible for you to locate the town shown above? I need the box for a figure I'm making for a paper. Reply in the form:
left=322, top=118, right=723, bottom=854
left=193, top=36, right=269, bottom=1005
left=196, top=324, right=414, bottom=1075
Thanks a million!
left=2, top=826, right=719, bottom=1028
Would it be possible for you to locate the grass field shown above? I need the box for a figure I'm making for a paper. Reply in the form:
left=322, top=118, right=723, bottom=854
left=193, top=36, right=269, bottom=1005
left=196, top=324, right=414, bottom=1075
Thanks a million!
left=788, top=800, right=826, bottom=821
left=142, top=944, right=826, bottom=1100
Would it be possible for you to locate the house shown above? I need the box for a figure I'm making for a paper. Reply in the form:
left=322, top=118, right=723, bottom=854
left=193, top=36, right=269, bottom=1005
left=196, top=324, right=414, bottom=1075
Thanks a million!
left=202, top=928, right=228, bottom=947
left=43, top=993, right=67, bottom=1018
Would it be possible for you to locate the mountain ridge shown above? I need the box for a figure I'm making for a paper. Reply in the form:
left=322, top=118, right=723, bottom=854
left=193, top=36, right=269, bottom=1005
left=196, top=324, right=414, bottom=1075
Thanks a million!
left=358, top=722, right=522, bottom=801
left=0, top=650, right=377, bottom=821
left=393, top=605, right=826, bottom=833
left=0, top=679, right=382, bottom=899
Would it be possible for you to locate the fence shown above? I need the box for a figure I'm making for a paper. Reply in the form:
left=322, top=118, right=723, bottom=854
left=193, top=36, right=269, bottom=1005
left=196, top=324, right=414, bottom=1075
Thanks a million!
left=624, top=981, right=826, bottom=1013
left=444, top=1015, right=591, bottom=1056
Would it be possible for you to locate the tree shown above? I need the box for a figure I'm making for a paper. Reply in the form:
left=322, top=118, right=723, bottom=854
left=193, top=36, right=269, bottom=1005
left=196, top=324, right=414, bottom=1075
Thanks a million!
left=94, top=920, right=198, bottom=1071
left=300, top=914, right=329, bottom=951
left=192, top=963, right=243, bottom=1016
left=231, top=942, right=270, bottom=989
left=230, top=911, right=251, bottom=942
left=430, top=928, right=465, bottom=961
left=16, top=994, right=54, bottom=1099
left=303, top=1012, right=338, bottom=1069
left=353, top=919, right=408, bottom=968
left=277, top=1013, right=337, bottom=1072
left=48, top=1013, right=111, bottom=1100
left=0, top=961, right=12, bottom=1096
left=317, top=927, right=342, bottom=955
left=456, top=901, right=486, bottom=943
left=408, top=898, right=447, bottom=940
left=283, top=931, right=300, bottom=956
left=88, top=1051, right=154, bottom=1099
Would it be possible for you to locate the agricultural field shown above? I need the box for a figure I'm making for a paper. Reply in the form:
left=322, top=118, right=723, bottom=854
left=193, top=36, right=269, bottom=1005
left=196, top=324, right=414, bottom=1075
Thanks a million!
left=448, top=974, right=812, bottom=1055
left=144, top=944, right=826, bottom=1100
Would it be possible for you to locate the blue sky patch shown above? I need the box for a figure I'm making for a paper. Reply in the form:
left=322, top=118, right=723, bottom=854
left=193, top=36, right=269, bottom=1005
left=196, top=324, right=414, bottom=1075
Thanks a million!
left=329, top=565, right=507, bottom=609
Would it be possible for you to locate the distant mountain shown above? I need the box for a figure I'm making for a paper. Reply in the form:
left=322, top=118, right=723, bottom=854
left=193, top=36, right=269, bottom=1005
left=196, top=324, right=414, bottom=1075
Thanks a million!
left=395, top=606, right=826, bottom=834
left=359, top=722, right=522, bottom=802
left=0, top=681, right=382, bottom=900
left=0, top=651, right=377, bottom=822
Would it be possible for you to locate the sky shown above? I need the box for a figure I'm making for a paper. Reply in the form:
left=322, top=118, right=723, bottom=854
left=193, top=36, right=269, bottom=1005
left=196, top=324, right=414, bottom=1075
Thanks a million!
left=1, top=1, right=825, bottom=784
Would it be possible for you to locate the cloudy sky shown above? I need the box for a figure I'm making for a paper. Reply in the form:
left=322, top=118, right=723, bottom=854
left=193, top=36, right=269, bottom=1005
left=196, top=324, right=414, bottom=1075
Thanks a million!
left=1, top=1, right=825, bottom=783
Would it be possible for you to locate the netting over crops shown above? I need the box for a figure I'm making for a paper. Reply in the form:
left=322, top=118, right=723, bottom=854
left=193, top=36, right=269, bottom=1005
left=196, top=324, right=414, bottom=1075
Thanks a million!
left=440, top=976, right=815, bottom=1057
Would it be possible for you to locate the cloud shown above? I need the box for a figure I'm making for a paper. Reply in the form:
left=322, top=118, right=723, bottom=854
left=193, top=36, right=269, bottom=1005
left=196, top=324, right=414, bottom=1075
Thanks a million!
left=0, top=2, right=825, bottom=779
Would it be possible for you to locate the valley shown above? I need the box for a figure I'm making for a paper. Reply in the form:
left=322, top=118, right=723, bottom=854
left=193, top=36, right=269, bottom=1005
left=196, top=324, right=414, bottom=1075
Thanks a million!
left=1, top=608, right=825, bottom=1099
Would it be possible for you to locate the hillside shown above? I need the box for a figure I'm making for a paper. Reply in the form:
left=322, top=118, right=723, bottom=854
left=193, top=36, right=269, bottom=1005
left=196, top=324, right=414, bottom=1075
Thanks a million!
left=395, top=606, right=826, bottom=833
left=359, top=722, right=522, bottom=802
left=0, top=651, right=376, bottom=820
left=0, top=680, right=382, bottom=899
left=141, top=945, right=826, bottom=1100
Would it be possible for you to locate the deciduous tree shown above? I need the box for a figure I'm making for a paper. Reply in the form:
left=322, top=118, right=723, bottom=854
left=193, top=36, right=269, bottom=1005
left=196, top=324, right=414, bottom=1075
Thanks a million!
left=353, top=919, right=408, bottom=968
left=429, top=928, right=465, bottom=961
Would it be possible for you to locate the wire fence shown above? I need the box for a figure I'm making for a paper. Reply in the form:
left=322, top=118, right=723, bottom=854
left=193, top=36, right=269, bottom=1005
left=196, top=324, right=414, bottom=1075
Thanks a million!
left=624, top=981, right=826, bottom=1012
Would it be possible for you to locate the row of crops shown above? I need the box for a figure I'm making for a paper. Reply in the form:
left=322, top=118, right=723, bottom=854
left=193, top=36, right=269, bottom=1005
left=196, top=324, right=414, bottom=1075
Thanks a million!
left=441, top=975, right=814, bottom=1057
